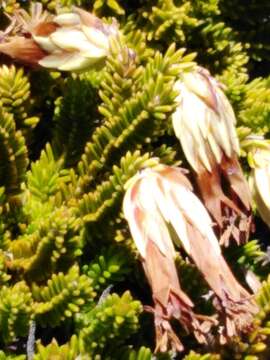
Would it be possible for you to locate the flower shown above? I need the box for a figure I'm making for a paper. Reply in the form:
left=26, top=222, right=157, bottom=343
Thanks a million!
left=0, top=3, right=118, bottom=71
left=123, top=164, right=257, bottom=351
left=172, top=67, right=252, bottom=246
left=248, top=142, right=270, bottom=228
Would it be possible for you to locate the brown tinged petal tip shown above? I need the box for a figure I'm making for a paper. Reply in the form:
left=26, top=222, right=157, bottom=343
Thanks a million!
left=143, top=240, right=216, bottom=353
left=0, top=37, right=46, bottom=65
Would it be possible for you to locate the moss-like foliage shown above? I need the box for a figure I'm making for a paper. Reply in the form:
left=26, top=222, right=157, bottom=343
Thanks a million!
left=33, top=335, right=84, bottom=360
left=82, top=244, right=133, bottom=294
left=76, top=291, right=142, bottom=357
left=0, top=282, right=32, bottom=344
left=184, top=353, right=221, bottom=360
left=0, top=0, right=269, bottom=358
left=0, top=66, right=39, bottom=133
left=0, top=106, right=28, bottom=196
left=32, top=265, right=95, bottom=327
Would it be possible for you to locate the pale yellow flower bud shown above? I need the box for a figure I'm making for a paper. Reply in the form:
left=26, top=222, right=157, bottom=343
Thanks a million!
left=172, top=67, right=239, bottom=173
left=123, top=164, right=257, bottom=352
left=0, top=3, right=118, bottom=71
left=249, top=144, right=270, bottom=227
left=172, top=67, right=252, bottom=246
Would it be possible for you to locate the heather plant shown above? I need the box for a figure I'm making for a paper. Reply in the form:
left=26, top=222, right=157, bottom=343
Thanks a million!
left=0, top=1, right=269, bottom=359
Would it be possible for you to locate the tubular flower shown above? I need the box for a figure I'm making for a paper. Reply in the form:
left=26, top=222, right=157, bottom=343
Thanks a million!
left=248, top=142, right=270, bottom=228
left=0, top=3, right=118, bottom=71
left=123, top=164, right=257, bottom=352
left=172, top=67, right=252, bottom=246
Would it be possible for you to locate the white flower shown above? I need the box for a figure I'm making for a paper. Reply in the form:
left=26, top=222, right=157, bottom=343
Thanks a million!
left=123, top=164, right=257, bottom=351
left=0, top=3, right=118, bottom=71
left=172, top=68, right=239, bottom=173
left=172, top=67, right=252, bottom=246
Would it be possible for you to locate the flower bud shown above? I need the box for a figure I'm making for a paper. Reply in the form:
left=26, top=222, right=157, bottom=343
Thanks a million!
left=123, top=164, right=257, bottom=352
left=172, top=67, right=252, bottom=246
left=0, top=3, right=118, bottom=71
left=248, top=143, right=270, bottom=227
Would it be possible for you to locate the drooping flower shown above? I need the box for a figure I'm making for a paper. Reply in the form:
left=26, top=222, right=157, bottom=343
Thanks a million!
left=248, top=141, right=270, bottom=228
left=0, top=3, right=118, bottom=71
left=172, top=67, right=252, bottom=246
left=123, top=164, right=257, bottom=351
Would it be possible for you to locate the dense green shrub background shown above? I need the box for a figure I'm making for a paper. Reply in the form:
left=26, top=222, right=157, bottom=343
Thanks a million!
left=0, top=0, right=269, bottom=358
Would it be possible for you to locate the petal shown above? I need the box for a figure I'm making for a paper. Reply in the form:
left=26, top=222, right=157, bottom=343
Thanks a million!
left=73, top=7, right=104, bottom=29
left=33, top=35, right=59, bottom=53
left=182, top=71, right=217, bottom=111
left=80, top=45, right=107, bottom=59
left=207, top=129, right=223, bottom=165
left=167, top=181, right=221, bottom=256
left=50, top=28, right=89, bottom=51
left=138, top=177, right=175, bottom=258
left=181, top=89, right=213, bottom=171
left=254, top=167, right=270, bottom=209
left=0, top=37, right=45, bottom=64
left=53, top=13, right=81, bottom=26
left=253, top=181, right=270, bottom=227
left=58, top=53, right=101, bottom=71
left=39, top=53, right=73, bottom=69
left=172, top=93, right=207, bottom=173
left=123, top=182, right=147, bottom=258
left=82, top=25, right=109, bottom=50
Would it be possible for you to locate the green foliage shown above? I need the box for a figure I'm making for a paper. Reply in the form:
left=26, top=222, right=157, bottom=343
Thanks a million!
left=0, top=66, right=39, bottom=134
left=0, top=0, right=19, bottom=14
left=82, top=245, right=132, bottom=293
left=0, top=106, right=28, bottom=196
left=41, top=0, right=87, bottom=11
left=234, top=240, right=267, bottom=276
left=175, top=253, right=208, bottom=299
left=0, top=282, right=32, bottom=343
left=77, top=41, right=195, bottom=192
left=9, top=207, right=83, bottom=281
left=42, top=0, right=125, bottom=16
left=77, top=291, right=142, bottom=356
left=52, top=74, right=100, bottom=167
left=0, top=0, right=269, bottom=358
left=0, top=352, right=25, bottom=360
left=183, top=352, right=221, bottom=360
left=34, top=335, right=86, bottom=360
left=92, top=0, right=125, bottom=16
left=32, top=265, right=95, bottom=327
left=139, top=0, right=199, bottom=44
left=237, top=77, right=270, bottom=134
left=26, top=143, right=68, bottom=203
left=78, top=151, right=158, bottom=228
left=117, top=346, right=153, bottom=360
left=0, top=250, right=11, bottom=285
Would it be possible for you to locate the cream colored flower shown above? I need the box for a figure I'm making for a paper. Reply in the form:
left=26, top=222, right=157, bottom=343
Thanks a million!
left=123, top=164, right=257, bottom=352
left=0, top=3, right=117, bottom=71
left=249, top=143, right=270, bottom=227
left=172, top=67, right=252, bottom=246
left=123, top=166, right=214, bottom=352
